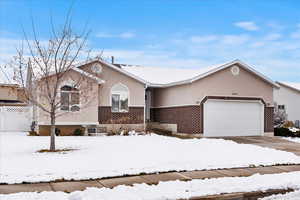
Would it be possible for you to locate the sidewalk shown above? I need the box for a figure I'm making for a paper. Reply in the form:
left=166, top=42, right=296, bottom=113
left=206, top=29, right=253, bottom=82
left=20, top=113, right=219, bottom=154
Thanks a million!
left=1, top=164, right=300, bottom=194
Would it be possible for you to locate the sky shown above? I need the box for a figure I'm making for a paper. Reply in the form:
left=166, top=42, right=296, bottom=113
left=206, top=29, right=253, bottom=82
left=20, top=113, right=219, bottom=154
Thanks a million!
left=0, top=0, right=300, bottom=83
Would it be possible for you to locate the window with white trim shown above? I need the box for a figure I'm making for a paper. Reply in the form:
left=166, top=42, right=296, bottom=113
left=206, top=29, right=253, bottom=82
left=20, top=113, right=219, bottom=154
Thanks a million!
left=60, top=85, right=80, bottom=112
left=278, top=104, right=285, bottom=110
left=111, top=83, right=129, bottom=112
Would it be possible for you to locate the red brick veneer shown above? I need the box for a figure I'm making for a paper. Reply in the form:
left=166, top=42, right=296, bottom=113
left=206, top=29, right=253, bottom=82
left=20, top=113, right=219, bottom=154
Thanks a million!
left=265, top=107, right=274, bottom=132
left=151, top=106, right=202, bottom=134
left=98, top=106, right=144, bottom=124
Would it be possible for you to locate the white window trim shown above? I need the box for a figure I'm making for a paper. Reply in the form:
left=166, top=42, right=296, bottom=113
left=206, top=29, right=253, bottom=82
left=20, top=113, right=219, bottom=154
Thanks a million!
left=110, top=83, right=130, bottom=113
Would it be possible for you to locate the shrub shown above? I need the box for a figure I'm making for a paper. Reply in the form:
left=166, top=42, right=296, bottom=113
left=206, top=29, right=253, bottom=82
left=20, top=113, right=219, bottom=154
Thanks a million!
left=73, top=128, right=84, bottom=136
left=28, top=131, right=38, bottom=136
left=283, top=121, right=295, bottom=128
left=274, top=127, right=300, bottom=137
left=55, top=128, right=61, bottom=136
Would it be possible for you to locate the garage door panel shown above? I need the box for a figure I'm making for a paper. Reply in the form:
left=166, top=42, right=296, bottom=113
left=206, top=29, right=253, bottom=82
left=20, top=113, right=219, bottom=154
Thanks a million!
left=0, top=106, right=32, bottom=132
left=204, top=100, right=263, bottom=137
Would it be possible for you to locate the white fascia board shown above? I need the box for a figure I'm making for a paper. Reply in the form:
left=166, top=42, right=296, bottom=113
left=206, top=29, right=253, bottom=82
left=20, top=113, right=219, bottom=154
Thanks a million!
left=96, top=59, right=149, bottom=85
left=276, top=81, right=300, bottom=93
left=72, top=67, right=105, bottom=84
left=74, top=58, right=148, bottom=85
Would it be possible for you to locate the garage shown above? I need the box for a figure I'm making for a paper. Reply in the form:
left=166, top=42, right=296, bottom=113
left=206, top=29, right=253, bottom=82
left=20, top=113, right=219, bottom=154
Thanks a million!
left=203, top=100, right=264, bottom=137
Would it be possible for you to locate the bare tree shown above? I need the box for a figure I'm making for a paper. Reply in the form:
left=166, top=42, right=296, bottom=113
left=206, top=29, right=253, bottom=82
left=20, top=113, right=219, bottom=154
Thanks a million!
left=274, top=102, right=288, bottom=127
left=7, top=12, right=96, bottom=151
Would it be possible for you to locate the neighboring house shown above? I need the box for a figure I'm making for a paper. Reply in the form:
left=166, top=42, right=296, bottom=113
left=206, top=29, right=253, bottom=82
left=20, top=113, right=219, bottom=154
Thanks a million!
left=36, top=59, right=279, bottom=137
left=274, top=82, right=300, bottom=125
left=0, top=83, right=32, bottom=132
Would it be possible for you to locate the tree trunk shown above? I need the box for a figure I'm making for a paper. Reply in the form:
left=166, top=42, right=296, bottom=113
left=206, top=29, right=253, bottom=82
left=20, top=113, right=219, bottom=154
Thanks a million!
left=50, top=112, right=55, bottom=151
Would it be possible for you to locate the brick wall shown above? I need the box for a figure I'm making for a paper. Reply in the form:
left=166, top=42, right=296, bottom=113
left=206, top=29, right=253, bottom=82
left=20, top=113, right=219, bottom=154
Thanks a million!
left=98, top=106, right=144, bottom=124
left=151, top=106, right=202, bottom=134
left=265, top=107, right=274, bottom=132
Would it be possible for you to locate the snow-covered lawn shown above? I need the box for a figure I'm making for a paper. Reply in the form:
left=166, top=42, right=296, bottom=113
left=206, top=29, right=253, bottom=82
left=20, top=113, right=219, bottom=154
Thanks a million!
left=261, top=190, right=300, bottom=200
left=2, top=172, right=300, bottom=200
left=282, top=137, right=300, bottom=143
left=1, top=132, right=300, bottom=184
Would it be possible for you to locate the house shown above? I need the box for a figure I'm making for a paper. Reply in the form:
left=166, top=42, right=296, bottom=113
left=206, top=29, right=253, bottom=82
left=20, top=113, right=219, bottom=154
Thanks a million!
left=274, top=82, right=300, bottom=126
left=0, top=83, right=32, bottom=132
left=37, top=59, right=279, bottom=137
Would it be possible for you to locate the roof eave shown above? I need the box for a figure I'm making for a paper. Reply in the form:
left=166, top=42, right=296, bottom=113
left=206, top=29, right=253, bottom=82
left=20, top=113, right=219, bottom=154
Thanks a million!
left=81, top=58, right=149, bottom=85
left=72, top=68, right=106, bottom=84
left=187, top=59, right=280, bottom=88
left=276, top=81, right=300, bottom=93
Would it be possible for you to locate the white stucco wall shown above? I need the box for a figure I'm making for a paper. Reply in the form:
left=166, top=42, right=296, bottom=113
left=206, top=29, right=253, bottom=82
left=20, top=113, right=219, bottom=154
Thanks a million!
left=274, top=86, right=300, bottom=122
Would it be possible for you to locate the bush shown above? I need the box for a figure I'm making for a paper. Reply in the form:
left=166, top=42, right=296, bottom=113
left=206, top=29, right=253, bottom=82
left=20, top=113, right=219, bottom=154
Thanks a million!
left=55, top=128, right=61, bottom=136
left=73, top=128, right=84, bottom=136
left=28, top=131, right=38, bottom=136
left=283, top=121, right=295, bottom=128
left=274, top=127, right=300, bottom=137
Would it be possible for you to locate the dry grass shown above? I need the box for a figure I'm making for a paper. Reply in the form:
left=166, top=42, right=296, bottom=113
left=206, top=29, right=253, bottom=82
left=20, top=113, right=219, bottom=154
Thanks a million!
left=37, top=148, right=77, bottom=153
left=151, top=128, right=199, bottom=139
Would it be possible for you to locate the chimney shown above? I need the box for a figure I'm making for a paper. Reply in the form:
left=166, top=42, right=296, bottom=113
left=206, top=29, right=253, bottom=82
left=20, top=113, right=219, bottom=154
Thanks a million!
left=111, top=56, right=114, bottom=64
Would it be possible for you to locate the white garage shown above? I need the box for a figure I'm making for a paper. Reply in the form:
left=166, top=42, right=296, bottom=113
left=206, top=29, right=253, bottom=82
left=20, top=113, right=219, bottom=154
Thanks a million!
left=0, top=106, right=32, bottom=132
left=203, top=100, right=264, bottom=137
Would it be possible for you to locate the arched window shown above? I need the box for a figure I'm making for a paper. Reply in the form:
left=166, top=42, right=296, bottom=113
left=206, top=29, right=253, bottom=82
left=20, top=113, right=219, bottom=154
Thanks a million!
left=111, top=83, right=129, bottom=112
left=60, top=85, right=80, bottom=112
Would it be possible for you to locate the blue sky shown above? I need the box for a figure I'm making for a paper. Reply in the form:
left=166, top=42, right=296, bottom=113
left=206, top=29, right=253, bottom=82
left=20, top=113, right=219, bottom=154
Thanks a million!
left=0, top=0, right=300, bottom=82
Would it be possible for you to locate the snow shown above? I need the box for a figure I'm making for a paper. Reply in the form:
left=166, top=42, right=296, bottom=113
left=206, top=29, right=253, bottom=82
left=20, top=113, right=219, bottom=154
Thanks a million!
left=289, top=127, right=300, bottom=133
left=1, top=132, right=300, bottom=184
left=2, top=172, right=300, bottom=200
left=260, top=190, right=300, bottom=200
left=122, top=65, right=218, bottom=85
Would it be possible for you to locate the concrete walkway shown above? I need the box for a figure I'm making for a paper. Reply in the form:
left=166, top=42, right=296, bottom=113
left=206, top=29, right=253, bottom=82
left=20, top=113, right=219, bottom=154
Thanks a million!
left=1, top=164, right=300, bottom=194
left=222, top=136, right=300, bottom=156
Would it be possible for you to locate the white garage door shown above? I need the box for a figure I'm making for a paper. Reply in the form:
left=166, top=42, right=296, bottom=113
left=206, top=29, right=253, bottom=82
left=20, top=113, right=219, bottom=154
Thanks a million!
left=204, top=100, right=264, bottom=137
left=0, top=106, right=32, bottom=132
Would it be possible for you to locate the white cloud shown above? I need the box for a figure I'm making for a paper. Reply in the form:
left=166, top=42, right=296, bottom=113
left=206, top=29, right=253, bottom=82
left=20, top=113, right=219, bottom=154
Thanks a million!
left=95, top=33, right=114, bottom=38
left=234, top=21, right=259, bottom=31
left=264, top=33, right=281, bottom=41
left=250, top=41, right=265, bottom=48
left=119, top=32, right=135, bottom=39
left=95, top=32, right=136, bottom=39
left=190, top=35, right=218, bottom=43
left=2, top=28, right=300, bottom=83
left=221, top=34, right=250, bottom=45
left=103, top=32, right=300, bottom=81
left=266, top=22, right=284, bottom=31
left=291, top=30, right=300, bottom=39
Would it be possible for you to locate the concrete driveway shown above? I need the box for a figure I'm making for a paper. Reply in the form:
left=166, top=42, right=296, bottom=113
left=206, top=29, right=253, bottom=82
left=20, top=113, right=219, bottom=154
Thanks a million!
left=222, top=136, right=300, bottom=156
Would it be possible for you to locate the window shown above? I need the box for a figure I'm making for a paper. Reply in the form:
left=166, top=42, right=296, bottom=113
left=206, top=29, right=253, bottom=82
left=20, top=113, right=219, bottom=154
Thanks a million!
left=111, top=83, right=129, bottom=112
left=60, top=85, right=80, bottom=111
left=278, top=105, right=285, bottom=110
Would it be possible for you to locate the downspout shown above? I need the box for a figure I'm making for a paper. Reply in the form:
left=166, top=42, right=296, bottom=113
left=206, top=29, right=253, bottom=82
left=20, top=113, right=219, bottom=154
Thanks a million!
left=144, top=84, right=148, bottom=132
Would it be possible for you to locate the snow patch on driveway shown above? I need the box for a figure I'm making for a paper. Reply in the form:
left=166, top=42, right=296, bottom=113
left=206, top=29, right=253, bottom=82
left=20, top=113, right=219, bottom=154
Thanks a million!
left=1, top=133, right=300, bottom=184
